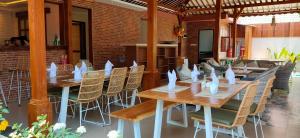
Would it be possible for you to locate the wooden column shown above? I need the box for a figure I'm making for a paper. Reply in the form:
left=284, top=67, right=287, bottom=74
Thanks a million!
left=144, top=0, right=159, bottom=90
left=213, top=0, right=223, bottom=61
left=231, top=18, right=237, bottom=57
left=177, top=15, right=183, bottom=57
left=64, top=0, right=73, bottom=64
left=231, top=7, right=244, bottom=57
left=28, top=0, right=52, bottom=125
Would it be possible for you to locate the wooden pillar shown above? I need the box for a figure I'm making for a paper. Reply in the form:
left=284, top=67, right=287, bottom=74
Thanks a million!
left=213, top=0, right=223, bottom=61
left=231, top=18, right=237, bottom=57
left=177, top=15, right=183, bottom=57
left=144, top=0, right=159, bottom=90
left=28, top=0, right=52, bottom=125
left=64, top=0, right=73, bottom=64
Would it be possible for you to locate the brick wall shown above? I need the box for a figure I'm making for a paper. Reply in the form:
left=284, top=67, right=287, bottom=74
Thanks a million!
left=72, top=0, right=178, bottom=69
left=0, top=0, right=178, bottom=102
left=0, top=49, right=66, bottom=101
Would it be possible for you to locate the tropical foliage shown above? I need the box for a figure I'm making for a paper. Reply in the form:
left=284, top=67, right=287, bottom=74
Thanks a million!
left=9, top=115, right=86, bottom=138
left=272, top=47, right=300, bottom=63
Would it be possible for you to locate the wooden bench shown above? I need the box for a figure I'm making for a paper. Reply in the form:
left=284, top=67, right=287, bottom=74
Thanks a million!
left=110, top=100, right=176, bottom=138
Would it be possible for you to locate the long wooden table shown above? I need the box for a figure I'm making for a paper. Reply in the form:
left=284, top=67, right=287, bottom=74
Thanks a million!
left=138, top=80, right=252, bottom=138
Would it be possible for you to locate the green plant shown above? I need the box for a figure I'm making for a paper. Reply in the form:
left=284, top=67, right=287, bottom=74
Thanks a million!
left=0, top=103, right=9, bottom=132
left=273, top=47, right=300, bottom=63
left=9, top=115, right=86, bottom=138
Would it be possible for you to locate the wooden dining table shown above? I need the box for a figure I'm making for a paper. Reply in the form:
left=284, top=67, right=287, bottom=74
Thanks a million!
left=138, top=79, right=252, bottom=138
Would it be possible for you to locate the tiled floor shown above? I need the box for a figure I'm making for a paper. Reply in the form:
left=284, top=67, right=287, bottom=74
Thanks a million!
left=6, top=78, right=300, bottom=138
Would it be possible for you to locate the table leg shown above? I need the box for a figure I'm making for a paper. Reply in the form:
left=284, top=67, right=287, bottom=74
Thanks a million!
left=153, top=100, right=164, bottom=138
left=130, top=89, right=138, bottom=107
left=58, top=87, right=70, bottom=124
left=117, top=119, right=124, bottom=137
left=204, top=106, right=213, bottom=138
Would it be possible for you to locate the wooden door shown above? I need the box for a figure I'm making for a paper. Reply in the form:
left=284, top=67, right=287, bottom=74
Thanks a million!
left=72, top=23, right=81, bottom=65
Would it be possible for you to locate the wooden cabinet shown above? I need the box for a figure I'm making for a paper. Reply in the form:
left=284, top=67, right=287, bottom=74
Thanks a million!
left=123, top=43, right=178, bottom=80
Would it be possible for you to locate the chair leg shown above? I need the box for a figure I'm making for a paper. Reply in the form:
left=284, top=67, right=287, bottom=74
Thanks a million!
left=0, top=83, right=7, bottom=107
left=133, top=121, right=141, bottom=138
left=8, top=70, right=15, bottom=101
left=214, top=126, right=220, bottom=138
left=107, top=97, right=111, bottom=125
left=79, top=103, right=82, bottom=126
left=258, top=114, right=265, bottom=138
left=231, top=129, right=235, bottom=138
left=253, top=116, right=258, bottom=138
left=118, top=94, right=125, bottom=109
left=125, top=90, right=128, bottom=106
left=193, top=121, right=200, bottom=138
left=96, top=100, right=106, bottom=125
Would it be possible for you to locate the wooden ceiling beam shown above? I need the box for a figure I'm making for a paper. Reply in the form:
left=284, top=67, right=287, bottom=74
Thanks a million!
left=183, top=0, right=300, bottom=14
left=239, top=9, right=300, bottom=16
left=182, top=13, right=228, bottom=22
left=140, top=0, right=179, bottom=12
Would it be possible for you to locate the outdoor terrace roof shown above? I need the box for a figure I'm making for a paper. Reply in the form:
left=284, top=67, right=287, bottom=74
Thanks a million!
left=122, top=0, right=300, bottom=17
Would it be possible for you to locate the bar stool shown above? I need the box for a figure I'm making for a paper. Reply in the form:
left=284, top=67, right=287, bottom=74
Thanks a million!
left=8, top=55, right=30, bottom=105
left=0, top=60, right=7, bottom=107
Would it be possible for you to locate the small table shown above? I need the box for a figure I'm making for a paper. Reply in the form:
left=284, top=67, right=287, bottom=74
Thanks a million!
left=138, top=80, right=251, bottom=138
left=48, top=76, right=81, bottom=124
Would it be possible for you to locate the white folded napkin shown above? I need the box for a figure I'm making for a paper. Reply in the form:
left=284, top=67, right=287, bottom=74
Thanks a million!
left=184, top=58, right=189, bottom=67
left=49, top=62, right=57, bottom=78
left=80, top=61, right=88, bottom=75
left=191, top=64, right=200, bottom=82
left=168, top=70, right=177, bottom=92
left=105, top=60, right=114, bottom=77
left=225, top=64, right=236, bottom=84
left=132, top=60, right=138, bottom=67
left=73, top=65, right=82, bottom=81
left=243, top=65, right=248, bottom=73
left=130, top=60, right=138, bottom=72
left=210, top=68, right=219, bottom=95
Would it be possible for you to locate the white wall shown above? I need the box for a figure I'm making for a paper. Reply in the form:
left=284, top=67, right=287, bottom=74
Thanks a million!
left=251, top=37, right=300, bottom=59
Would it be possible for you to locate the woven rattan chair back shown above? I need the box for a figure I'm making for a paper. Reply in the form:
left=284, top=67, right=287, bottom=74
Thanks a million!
left=106, top=67, right=127, bottom=96
left=252, top=76, right=276, bottom=115
left=76, top=61, right=93, bottom=68
left=125, top=65, right=144, bottom=90
left=77, top=70, right=105, bottom=103
left=57, top=64, right=74, bottom=76
left=232, top=81, right=259, bottom=127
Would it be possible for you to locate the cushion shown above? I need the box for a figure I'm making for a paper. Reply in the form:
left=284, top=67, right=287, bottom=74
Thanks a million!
left=68, top=93, right=79, bottom=101
left=177, top=64, right=191, bottom=80
left=221, top=99, right=257, bottom=113
left=247, top=61, right=259, bottom=67
left=233, top=61, right=245, bottom=67
left=207, top=58, right=220, bottom=67
left=190, top=108, right=236, bottom=126
left=48, top=87, right=62, bottom=96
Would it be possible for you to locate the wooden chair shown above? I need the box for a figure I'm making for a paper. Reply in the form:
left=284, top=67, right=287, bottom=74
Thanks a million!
left=222, top=76, right=276, bottom=138
left=191, top=81, right=259, bottom=138
left=102, top=67, right=127, bottom=125
left=124, top=65, right=144, bottom=107
left=68, top=70, right=106, bottom=126
left=76, top=60, right=93, bottom=71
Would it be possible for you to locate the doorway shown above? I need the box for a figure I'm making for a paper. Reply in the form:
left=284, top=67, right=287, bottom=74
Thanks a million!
left=71, top=7, right=92, bottom=65
left=71, top=21, right=86, bottom=65
left=198, top=29, right=214, bottom=62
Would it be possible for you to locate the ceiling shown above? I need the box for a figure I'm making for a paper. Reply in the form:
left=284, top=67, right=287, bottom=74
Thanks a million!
left=121, top=0, right=300, bottom=17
